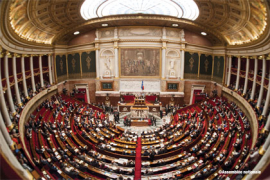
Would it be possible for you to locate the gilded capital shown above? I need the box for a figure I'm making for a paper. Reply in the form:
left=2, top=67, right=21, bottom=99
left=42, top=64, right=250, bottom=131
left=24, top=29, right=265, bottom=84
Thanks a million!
left=4, top=51, right=10, bottom=56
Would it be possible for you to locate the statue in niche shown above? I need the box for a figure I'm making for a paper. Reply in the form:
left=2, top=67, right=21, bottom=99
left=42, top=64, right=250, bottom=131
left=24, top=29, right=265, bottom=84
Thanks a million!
left=168, top=59, right=176, bottom=78
left=103, top=57, right=112, bottom=77
left=105, top=57, right=111, bottom=70
left=170, top=60, right=175, bottom=69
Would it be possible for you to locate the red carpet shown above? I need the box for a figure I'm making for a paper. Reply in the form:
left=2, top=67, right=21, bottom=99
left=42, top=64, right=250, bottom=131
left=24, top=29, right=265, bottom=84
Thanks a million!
left=134, top=137, right=142, bottom=180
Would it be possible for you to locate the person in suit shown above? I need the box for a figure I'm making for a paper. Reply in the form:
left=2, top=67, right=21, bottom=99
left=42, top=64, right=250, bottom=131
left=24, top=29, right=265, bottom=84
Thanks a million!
left=149, top=150, right=155, bottom=162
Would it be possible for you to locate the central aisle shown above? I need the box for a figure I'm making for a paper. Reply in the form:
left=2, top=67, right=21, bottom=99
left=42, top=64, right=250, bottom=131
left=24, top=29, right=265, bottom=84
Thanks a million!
left=134, top=137, right=142, bottom=180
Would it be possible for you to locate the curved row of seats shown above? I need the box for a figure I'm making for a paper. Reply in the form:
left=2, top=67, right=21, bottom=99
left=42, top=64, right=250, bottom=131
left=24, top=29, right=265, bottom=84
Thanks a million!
left=20, top=93, right=253, bottom=180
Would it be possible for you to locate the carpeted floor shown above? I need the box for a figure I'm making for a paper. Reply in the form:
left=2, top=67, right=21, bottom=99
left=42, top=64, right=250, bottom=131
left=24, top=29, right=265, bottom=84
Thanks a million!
left=134, top=137, right=142, bottom=180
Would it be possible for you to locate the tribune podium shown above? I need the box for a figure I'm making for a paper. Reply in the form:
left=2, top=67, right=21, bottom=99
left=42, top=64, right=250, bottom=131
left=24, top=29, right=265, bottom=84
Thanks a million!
left=134, top=98, right=146, bottom=106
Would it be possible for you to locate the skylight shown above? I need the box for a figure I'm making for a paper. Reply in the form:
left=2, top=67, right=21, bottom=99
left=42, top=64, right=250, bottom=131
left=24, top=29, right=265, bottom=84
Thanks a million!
left=80, top=0, right=199, bottom=21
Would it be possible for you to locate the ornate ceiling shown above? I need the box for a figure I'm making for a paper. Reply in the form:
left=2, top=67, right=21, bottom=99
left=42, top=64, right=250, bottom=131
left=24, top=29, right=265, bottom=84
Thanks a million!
left=5, top=0, right=269, bottom=46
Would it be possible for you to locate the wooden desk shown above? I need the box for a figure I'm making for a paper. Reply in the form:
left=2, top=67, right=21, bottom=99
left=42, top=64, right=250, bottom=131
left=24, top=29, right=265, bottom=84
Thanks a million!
left=70, top=130, right=88, bottom=149
left=131, top=120, right=149, bottom=126
left=55, top=132, right=72, bottom=156
left=114, top=139, right=136, bottom=145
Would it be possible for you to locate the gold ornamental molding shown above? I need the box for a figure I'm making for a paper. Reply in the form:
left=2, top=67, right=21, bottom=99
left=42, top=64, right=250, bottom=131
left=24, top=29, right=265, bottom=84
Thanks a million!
left=53, top=15, right=226, bottom=45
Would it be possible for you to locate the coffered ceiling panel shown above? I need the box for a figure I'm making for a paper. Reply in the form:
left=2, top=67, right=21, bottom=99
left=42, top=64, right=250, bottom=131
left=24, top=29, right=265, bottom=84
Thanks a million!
left=6, top=0, right=269, bottom=46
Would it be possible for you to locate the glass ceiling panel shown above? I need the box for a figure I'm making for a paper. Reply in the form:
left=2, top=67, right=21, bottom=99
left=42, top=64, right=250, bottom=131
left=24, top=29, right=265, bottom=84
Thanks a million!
left=81, top=0, right=199, bottom=21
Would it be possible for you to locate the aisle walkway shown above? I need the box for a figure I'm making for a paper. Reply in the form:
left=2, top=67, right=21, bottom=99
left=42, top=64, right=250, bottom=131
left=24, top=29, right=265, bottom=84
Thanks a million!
left=134, top=137, right=142, bottom=180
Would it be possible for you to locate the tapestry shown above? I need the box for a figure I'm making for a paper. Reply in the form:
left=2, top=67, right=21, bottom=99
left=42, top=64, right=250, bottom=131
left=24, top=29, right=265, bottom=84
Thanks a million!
left=67, top=53, right=80, bottom=79
left=213, top=56, right=225, bottom=83
left=81, top=51, right=96, bottom=78
left=184, top=51, right=199, bottom=79
left=199, top=54, right=213, bottom=80
left=55, top=54, right=67, bottom=82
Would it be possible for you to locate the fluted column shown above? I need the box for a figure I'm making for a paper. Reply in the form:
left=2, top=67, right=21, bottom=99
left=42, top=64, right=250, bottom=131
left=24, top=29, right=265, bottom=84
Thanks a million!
left=226, top=55, right=232, bottom=86
left=262, top=74, right=270, bottom=118
left=30, top=55, right=36, bottom=92
left=250, top=57, right=258, bottom=101
left=260, top=117, right=270, bottom=154
left=235, top=56, right=241, bottom=90
left=264, top=114, right=270, bottom=131
left=95, top=29, right=100, bottom=79
left=21, top=55, right=29, bottom=98
left=0, top=112, right=14, bottom=147
left=162, top=27, right=166, bottom=79
left=95, top=48, right=100, bottom=78
left=48, top=54, right=53, bottom=84
left=51, top=55, right=55, bottom=83
left=162, top=47, right=166, bottom=79
left=257, top=56, right=266, bottom=108
left=0, top=52, right=13, bottom=129
left=12, top=54, right=22, bottom=106
left=114, top=27, right=119, bottom=78
left=4, top=52, right=16, bottom=115
left=243, top=57, right=250, bottom=95
left=114, top=48, right=119, bottom=78
left=181, top=50, right=185, bottom=79
left=39, top=55, right=44, bottom=87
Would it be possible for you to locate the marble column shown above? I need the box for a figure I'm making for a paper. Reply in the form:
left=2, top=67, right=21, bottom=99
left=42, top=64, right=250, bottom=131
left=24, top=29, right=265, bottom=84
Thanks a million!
left=264, top=114, right=270, bottom=131
left=257, top=56, right=266, bottom=108
left=30, top=55, right=36, bottom=92
left=0, top=53, right=13, bottom=129
left=95, top=48, right=100, bottom=78
left=162, top=47, right=166, bottom=79
left=260, top=119, right=270, bottom=154
left=48, top=54, right=53, bottom=84
left=12, top=54, right=22, bottom=106
left=262, top=74, right=270, bottom=118
left=114, top=27, right=119, bottom=78
left=51, top=55, right=55, bottom=84
left=0, top=112, right=14, bottom=147
left=235, top=56, right=241, bottom=90
left=39, top=55, right=44, bottom=87
left=226, top=56, right=232, bottom=86
left=95, top=29, right=100, bottom=79
left=4, top=52, right=16, bottom=115
left=21, top=55, right=29, bottom=98
left=250, top=57, right=258, bottom=101
left=243, top=57, right=249, bottom=95
left=162, top=27, right=166, bottom=79
left=181, top=50, right=185, bottom=79
left=114, top=47, right=119, bottom=78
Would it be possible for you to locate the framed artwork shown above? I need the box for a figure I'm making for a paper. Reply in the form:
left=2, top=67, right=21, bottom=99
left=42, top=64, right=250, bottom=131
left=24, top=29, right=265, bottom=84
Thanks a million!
left=167, top=82, right=179, bottom=91
left=101, top=82, right=113, bottom=91
left=120, top=48, right=161, bottom=77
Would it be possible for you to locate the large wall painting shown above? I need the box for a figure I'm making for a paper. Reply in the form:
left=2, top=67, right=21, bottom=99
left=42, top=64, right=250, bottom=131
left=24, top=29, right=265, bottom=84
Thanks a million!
left=120, top=48, right=160, bottom=77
